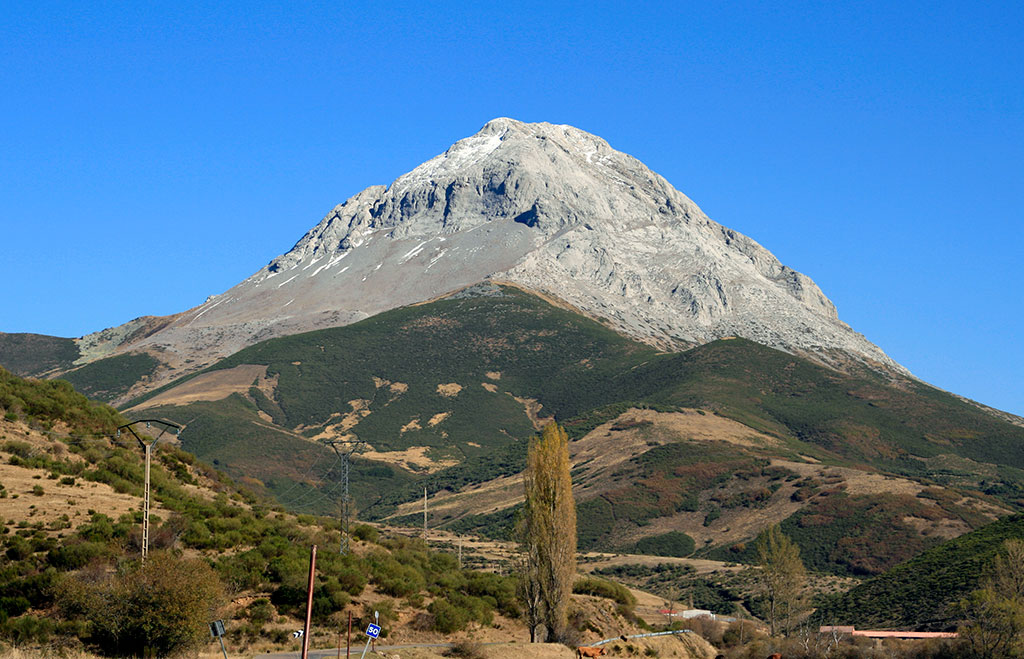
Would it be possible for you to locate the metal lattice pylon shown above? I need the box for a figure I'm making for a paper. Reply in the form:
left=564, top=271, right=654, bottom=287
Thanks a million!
left=325, top=439, right=363, bottom=554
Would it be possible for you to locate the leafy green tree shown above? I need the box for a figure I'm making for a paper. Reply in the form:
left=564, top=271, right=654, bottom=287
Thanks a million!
left=518, top=422, right=577, bottom=642
left=959, top=539, right=1024, bottom=658
left=755, top=524, right=806, bottom=637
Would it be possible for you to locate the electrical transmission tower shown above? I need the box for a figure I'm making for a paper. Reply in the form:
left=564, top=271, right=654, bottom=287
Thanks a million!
left=325, top=438, right=363, bottom=554
left=116, top=419, right=181, bottom=561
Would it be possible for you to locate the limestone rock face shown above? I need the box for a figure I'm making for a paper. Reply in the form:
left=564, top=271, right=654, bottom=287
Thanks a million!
left=80, top=118, right=906, bottom=395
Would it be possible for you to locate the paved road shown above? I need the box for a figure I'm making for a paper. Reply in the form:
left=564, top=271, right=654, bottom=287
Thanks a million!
left=263, top=641, right=460, bottom=658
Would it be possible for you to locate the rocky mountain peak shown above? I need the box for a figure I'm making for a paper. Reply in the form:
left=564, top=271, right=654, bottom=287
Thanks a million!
left=75, top=119, right=908, bottom=398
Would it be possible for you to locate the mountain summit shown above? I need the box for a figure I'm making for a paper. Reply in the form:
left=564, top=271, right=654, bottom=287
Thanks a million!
left=75, top=118, right=904, bottom=396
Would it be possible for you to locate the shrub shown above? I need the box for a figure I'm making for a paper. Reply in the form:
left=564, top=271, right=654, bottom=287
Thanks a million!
left=466, top=571, right=518, bottom=617
left=429, top=598, right=470, bottom=634
left=311, top=584, right=348, bottom=624
left=0, top=614, right=55, bottom=645
left=445, top=639, right=485, bottom=658
left=47, top=541, right=104, bottom=570
left=0, top=596, right=30, bottom=619
left=628, top=531, right=695, bottom=557
left=5, top=536, right=32, bottom=561
left=573, top=576, right=636, bottom=608
left=336, top=565, right=367, bottom=595
left=270, top=584, right=307, bottom=617
left=58, top=550, right=225, bottom=657
left=359, top=601, right=395, bottom=638
left=370, top=556, right=425, bottom=597
left=246, top=599, right=275, bottom=625
left=353, top=524, right=379, bottom=543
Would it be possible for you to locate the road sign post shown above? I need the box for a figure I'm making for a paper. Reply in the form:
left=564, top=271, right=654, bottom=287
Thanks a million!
left=209, top=619, right=228, bottom=659
left=359, top=620, right=381, bottom=659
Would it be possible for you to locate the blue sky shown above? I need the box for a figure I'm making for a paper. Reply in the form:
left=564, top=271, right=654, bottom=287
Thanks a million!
left=1, top=2, right=1021, bottom=415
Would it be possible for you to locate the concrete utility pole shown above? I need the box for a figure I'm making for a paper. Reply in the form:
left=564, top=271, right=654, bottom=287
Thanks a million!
left=423, top=487, right=428, bottom=538
left=325, top=439, right=363, bottom=554
left=117, top=419, right=181, bottom=562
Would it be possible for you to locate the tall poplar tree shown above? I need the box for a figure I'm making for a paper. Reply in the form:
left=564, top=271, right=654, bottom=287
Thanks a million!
left=519, top=422, right=577, bottom=642
left=755, top=524, right=806, bottom=637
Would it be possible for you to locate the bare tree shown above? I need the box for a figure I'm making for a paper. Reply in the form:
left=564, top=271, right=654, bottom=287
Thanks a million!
left=755, top=524, right=806, bottom=637
left=519, top=422, right=577, bottom=642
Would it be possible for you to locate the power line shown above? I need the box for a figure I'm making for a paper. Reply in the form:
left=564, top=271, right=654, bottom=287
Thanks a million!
left=274, top=449, right=344, bottom=510
left=269, top=446, right=332, bottom=504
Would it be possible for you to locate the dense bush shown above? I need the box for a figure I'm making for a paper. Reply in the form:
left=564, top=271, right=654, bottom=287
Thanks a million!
left=58, top=551, right=225, bottom=657
left=0, top=367, right=121, bottom=434
left=429, top=598, right=471, bottom=634
left=46, top=540, right=106, bottom=569
left=353, top=523, right=379, bottom=543
left=626, top=531, right=696, bottom=557
left=573, top=576, right=636, bottom=608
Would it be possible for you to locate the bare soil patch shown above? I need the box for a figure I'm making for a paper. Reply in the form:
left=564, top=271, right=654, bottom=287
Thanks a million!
left=389, top=471, right=524, bottom=521
left=428, top=412, right=451, bottom=427
left=309, top=399, right=373, bottom=441
left=374, top=376, right=409, bottom=395
left=510, top=394, right=550, bottom=429
left=437, top=383, right=463, bottom=397
left=580, top=552, right=742, bottom=577
left=770, top=459, right=923, bottom=497
left=359, top=445, right=458, bottom=473
left=0, top=421, right=207, bottom=533
left=571, top=409, right=777, bottom=503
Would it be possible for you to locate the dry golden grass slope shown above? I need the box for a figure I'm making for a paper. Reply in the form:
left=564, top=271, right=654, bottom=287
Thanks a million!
left=0, top=420, right=166, bottom=532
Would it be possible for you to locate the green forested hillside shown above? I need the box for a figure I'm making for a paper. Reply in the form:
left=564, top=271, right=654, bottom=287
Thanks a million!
left=601, top=337, right=1024, bottom=477
left=60, top=352, right=161, bottom=403
left=112, top=286, right=1024, bottom=576
left=0, top=333, right=79, bottom=378
left=813, top=514, right=1024, bottom=630
left=134, top=285, right=659, bottom=513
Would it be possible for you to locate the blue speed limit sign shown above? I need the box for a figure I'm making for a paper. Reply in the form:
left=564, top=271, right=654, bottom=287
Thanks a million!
left=366, top=623, right=381, bottom=639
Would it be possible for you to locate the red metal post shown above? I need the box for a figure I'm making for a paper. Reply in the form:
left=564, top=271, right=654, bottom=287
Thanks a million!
left=301, top=544, right=317, bottom=659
